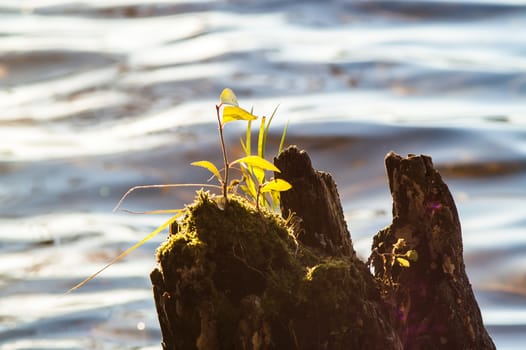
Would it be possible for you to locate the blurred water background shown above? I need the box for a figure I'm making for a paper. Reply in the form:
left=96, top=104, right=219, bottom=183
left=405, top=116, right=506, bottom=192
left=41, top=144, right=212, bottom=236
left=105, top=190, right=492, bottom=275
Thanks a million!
left=1, top=0, right=526, bottom=349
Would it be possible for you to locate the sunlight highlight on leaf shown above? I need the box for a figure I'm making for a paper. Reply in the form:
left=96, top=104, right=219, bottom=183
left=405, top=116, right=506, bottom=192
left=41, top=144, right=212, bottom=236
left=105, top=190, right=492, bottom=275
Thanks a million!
left=260, top=179, right=292, bottom=193
left=220, top=87, right=239, bottom=106
left=191, top=160, right=223, bottom=181
left=231, top=155, right=280, bottom=173
left=222, top=105, right=257, bottom=124
left=252, top=166, right=265, bottom=183
left=396, top=257, right=411, bottom=268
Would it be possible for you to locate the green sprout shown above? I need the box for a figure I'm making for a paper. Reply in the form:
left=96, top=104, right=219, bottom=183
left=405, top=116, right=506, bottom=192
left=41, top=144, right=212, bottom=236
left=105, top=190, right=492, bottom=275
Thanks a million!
left=66, top=88, right=291, bottom=293
left=368, top=238, right=418, bottom=291
left=192, top=88, right=291, bottom=207
left=238, top=104, right=291, bottom=211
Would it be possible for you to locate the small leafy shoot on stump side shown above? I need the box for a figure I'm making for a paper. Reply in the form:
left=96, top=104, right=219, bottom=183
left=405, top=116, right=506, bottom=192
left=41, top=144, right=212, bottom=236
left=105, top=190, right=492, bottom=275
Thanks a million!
left=66, top=88, right=291, bottom=294
left=368, top=238, right=418, bottom=295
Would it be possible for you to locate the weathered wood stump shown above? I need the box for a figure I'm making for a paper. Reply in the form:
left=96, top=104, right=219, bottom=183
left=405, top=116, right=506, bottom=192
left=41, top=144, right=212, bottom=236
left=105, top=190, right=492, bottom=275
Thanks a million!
left=150, top=146, right=495, bottom=350
left=370, top=152, right=495, bottom=350
left=273, top=146, right=354, bottom=258
left=274, top=146, right=402, bottom=349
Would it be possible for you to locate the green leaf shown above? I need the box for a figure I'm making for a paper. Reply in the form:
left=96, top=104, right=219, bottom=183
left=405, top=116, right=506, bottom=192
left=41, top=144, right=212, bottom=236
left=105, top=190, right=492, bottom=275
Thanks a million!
left=240, top=136, right=248, bottom=155
left=191, top=160, right=223, bottom=181
left=278, top=119, right=289, bottom=154
left=264, top=105, right=279, bottom=142
left=239, top=168, right=258, bottom=200
left=270, top=191, right=281, bottom=210
left=240, top=119, right=253, bottom=156
left=231, top=155, right=280, bottom=173
left=260, top=179, right=292, bottom=193
left=220, top=88, right=238, bottom=106
left=259, top=191, right=272, bottom=209
left=239, top=184, right=253, bottom=198
left=245, top=119, right=252, bottom=155
left=222, top=106, right=257, bottom=124
left=262, top=105, right=279, bottom=157
left=252, top=166, right=265, bottom=183
left=396, top=257, right=411, bottom=268
left=406, top=249, right=419, bottom=262
left=257, top=116, right=266, bottom=158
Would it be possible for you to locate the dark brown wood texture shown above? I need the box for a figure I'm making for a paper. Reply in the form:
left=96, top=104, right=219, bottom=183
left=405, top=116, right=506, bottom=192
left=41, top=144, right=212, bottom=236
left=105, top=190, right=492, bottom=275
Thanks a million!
left=370, top=152, right=495, bottom=350
left=150, top=146, right=494, bottom=350
left=274, top=146, right=354, bottom=258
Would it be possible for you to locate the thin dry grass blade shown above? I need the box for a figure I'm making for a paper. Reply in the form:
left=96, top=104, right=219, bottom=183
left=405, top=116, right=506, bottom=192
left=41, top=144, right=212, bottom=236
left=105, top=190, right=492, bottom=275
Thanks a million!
left=113, top=183, right=221, bottom=212
left=66, top=212, right=183, bottom=294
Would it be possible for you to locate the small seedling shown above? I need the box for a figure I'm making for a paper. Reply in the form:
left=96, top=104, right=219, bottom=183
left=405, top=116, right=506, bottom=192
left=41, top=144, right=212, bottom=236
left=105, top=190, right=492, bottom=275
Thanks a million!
left=67, top=88, right=291, bottom=293
left=192, top=88, right=291, bottom=207
left=368, top=238, right=418, bottom=291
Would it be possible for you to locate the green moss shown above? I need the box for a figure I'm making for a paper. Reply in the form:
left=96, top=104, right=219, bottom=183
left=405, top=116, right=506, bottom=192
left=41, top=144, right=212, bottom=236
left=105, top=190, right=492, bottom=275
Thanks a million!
left=155, top=191, right=384, bottom=349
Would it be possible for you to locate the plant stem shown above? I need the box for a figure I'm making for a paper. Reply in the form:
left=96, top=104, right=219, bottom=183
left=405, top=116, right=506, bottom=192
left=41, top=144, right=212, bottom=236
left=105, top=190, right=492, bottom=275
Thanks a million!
left=216, top=105, right=229, bottom=201
left=256, top=185, right=261, bottom=212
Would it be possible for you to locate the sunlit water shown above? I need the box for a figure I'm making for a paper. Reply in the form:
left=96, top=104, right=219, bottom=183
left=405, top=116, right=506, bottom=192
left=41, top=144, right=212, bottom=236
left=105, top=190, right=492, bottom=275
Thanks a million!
left=1, top=0, right=526, bottom=349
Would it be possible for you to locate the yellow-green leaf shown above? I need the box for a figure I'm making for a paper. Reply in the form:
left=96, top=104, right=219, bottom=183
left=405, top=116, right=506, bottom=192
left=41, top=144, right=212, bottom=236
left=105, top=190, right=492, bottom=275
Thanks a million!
left=270, top=190, right=281, bottom=210
left=406, top=249, right=419, bottom=262
left=222, top=105, right=257, bottom=124
left=260, top=179, right=292, bottom=193
left=258, top=116, right=266, bottom=158
left=396, top=257, right=411, bottom=268
left=231, top=155, right=280, bottom=173
left=252, top=166, right=265, bottom=183
left=220, top=88, right=238, bottom=106
left=191, top=160, right=222, bottom=181
left=245, top=119, right=252, bottom=155
left=278, top=119, right=289, bottom=154
left=240, top=168, right=258, bottom=198
left=240, top=136, right=248, bottom=155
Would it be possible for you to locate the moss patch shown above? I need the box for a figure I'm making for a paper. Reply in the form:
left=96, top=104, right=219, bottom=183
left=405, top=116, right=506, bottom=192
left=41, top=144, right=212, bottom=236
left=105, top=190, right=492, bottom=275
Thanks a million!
left=156, top=191, right=393, bottom=349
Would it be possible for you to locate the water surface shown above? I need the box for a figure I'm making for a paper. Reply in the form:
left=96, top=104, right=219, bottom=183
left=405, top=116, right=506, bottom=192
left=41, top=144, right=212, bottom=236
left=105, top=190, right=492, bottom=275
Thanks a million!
left=1, top=1, right=526, bottom=348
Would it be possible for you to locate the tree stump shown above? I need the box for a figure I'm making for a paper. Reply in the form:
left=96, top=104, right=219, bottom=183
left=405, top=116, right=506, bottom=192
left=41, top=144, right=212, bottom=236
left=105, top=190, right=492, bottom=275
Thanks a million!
left=150, top=146, right=495, bottom=350
left=273, top=146, right=354, bottom=258
left=370, top=152, right=495, bottom=350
